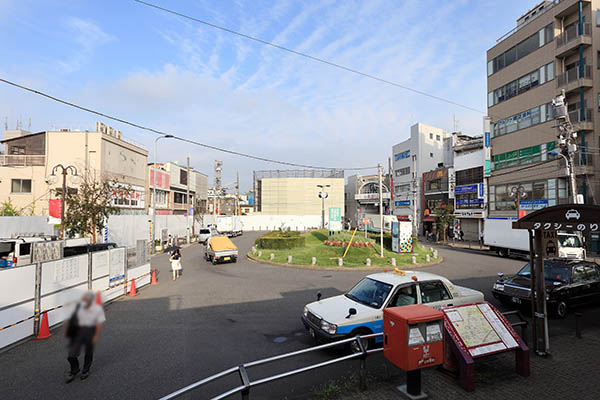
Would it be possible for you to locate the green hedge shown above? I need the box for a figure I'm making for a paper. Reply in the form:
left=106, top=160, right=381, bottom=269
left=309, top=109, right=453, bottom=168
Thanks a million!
left=256, top=234, right=305, bottom=249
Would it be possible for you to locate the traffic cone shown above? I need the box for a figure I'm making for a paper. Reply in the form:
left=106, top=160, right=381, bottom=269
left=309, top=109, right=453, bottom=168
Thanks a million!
left=35, top=311, right=52, bottom=340
left=95, top=291, right=103, bottom=306
left=128, top=278, right=138, bottom=297
left=151, top=269, right=158, bottom=285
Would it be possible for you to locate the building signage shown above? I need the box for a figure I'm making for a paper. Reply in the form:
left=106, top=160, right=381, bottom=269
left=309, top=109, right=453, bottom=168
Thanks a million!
left=512, top=205, right=600, bottom=231
left=483, top=118, right=492, bottom=177
left=478, top=183, right=484, bottom=198
left=541, top=230, right=558, bottom=257
left=455, top=184, right=478, bottom=194
left=454, top=210, right=483, bottom=218
left=456, top=198, right=483, bottom=206
left=355, top=193, right=391, bottom=201
left=395, top=200, right=411, bottom=208
left=394, top=150, right=410, bottom=161
left=519, top=199, right=548, bottom=210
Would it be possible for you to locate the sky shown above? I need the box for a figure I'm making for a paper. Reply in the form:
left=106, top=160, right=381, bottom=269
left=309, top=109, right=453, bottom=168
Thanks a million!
left=0, top=0, right=536, bottom=191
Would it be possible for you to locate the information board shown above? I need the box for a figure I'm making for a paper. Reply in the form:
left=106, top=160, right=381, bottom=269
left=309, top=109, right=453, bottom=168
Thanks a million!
left=32, top=241, right=62, bottom=263
left=328, top=207, right=342, bottom=232
left=443, top=302, right=519, bottom=358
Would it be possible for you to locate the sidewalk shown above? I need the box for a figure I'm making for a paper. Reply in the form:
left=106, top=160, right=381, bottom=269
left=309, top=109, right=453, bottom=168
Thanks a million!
left=340, top=328, right=600, bottom=400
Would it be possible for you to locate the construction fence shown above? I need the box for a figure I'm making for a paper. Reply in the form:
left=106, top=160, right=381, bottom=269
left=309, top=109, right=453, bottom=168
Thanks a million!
left=0, top=241, right=151, bottom=350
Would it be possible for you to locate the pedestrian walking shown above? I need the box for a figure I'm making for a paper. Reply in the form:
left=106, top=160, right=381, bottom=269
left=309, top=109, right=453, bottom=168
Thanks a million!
left=65, top=291, right=105, bottom=383
left=167, top=234, right=174, bottom=249
left=170, top=249, right=182, bottom=280
left=479, top=230, right=484, bottom=248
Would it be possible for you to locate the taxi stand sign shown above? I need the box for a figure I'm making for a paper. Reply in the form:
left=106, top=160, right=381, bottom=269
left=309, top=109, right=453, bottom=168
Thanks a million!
left=512, top=204, right=600, bottom=356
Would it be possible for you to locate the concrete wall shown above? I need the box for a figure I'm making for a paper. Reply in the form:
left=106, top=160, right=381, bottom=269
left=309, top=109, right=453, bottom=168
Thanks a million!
left=0, top=216, right=55, bottom=237
left=259, top=177, right=344, bottom=216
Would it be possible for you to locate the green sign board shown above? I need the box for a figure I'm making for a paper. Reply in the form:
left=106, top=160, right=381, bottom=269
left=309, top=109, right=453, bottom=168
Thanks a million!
left=328, top=207, right=342, bottom=232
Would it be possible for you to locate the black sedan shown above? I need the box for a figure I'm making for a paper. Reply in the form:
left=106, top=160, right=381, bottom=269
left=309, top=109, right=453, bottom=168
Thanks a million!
left=492, top=259, right=600, bottom=318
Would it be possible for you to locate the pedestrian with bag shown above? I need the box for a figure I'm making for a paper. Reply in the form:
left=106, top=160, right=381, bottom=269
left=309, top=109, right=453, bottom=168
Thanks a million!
left=65, top=291, right=105, bottom=383
left=170, top=249, right=182, bottom=280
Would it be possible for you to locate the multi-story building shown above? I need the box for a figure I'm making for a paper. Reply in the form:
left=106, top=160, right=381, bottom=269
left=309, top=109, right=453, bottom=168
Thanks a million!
left=253, top=170, right=344, bottom=216
left=450, top=134, right=485, bottom=240
left=344, top=174, right=391, bottom=226
left=391, top=123, right=449, bottom=231
left=158, top=162, right=208, bottom=216
left=487, top=0, right=598, bottom=219
left=0, top=122, right=148, bottom=215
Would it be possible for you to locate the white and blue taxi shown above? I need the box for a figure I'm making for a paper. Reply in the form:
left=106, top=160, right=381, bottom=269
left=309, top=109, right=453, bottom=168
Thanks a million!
left=301, top=269, right=484, bottom=351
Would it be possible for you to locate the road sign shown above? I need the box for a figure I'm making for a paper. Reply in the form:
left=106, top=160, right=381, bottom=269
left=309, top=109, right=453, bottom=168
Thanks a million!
left=362, top=217, right=369, bottom=225
left=541, top=230, right=558, bottom=257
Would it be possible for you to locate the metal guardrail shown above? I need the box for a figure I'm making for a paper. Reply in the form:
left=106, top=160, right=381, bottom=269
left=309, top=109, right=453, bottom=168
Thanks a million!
left=556, top=65, right=592, bottom=88
left=555, top=23, right=591, bottom=48
left=0, top=154, right=45, bottom=167
left=159, top=332, right=383, bottom=400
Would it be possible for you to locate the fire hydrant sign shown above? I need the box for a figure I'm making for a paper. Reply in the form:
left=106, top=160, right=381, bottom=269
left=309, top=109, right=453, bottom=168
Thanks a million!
left=541, top=230, right=558, bottom=257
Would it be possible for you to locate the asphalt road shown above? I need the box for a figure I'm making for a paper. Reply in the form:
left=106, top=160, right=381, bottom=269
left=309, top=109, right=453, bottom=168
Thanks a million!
left=1, top=232, right=598, bottom=400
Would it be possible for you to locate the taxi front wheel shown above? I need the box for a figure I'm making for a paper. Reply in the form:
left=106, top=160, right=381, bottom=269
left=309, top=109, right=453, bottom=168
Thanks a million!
left=349, top=329, right=371, bottom=354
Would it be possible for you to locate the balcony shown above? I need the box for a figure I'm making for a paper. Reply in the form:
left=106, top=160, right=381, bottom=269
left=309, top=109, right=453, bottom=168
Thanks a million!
left=0, top=154, right=45, bottom=167
left=555, top=23, right=591, bottom=58
left=556, top=65, right=592, bottom=94
left=568, top=108, right=593, bottom=131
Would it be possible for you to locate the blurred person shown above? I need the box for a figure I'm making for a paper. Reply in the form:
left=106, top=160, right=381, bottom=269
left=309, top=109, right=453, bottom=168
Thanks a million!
left=65, top=291, right=105, bottom=382
left=170, top=249, right=182, bottom=280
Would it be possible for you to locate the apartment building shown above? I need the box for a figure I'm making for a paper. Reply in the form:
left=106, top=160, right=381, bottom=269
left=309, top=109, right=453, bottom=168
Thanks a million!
left=487, top=0, right=599, bottom=218
left=0, top=122, right=148, bottom=216
left=391, top=123, right=449, bottom=231
left=253, top=170, right=344, bottom=216
left=158, top=162, right=208, bottom=216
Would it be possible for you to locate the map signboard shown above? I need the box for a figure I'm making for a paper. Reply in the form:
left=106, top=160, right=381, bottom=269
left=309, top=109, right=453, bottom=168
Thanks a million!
left=443, top=302, right=519, bottom=358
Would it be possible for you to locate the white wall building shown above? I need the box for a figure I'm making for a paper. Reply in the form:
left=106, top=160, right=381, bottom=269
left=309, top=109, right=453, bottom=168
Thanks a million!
left=391, top=123, right=449, bottom=231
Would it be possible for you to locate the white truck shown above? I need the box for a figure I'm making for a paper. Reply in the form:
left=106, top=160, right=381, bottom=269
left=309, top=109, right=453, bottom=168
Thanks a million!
left=215, top=216, right=243, bottom=237
left=484, top=218, right=586, bottom=259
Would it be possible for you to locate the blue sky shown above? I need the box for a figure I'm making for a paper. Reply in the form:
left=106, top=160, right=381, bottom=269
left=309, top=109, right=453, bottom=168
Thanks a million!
left=0, top=0, right=535, bottom=189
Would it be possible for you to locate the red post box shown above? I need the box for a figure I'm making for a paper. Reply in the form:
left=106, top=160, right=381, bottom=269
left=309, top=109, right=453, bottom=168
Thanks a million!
left=384, top=304, right=444, bottom=399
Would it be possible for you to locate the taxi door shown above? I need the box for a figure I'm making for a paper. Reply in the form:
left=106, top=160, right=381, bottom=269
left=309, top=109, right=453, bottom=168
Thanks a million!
left=417, top=280, right=454, bottom=310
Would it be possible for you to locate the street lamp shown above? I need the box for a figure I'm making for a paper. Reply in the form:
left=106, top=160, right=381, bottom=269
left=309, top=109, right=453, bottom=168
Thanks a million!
left=317, top=184, right=330, bottom=230
left=47, top=164, right=80, bottom=239
left=549, top=150, right=577, bottom=203
left=152, top=134, right=174, bottom=252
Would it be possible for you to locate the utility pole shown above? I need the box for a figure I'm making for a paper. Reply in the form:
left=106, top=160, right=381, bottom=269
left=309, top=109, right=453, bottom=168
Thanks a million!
left=411, top=155, right=418, bottom=237
left=552, top=90, right=579, bottom=203
left=213, top=160, right=222, bottom=230
left=186, top=156, right=191, bottom=244
left=236, top=171, right=239, bottom=216
left=48, top=165, right=79, bottom=240
left=511, top=186, right=527, bottom=219
left=378, top=163, right=384, bottom=257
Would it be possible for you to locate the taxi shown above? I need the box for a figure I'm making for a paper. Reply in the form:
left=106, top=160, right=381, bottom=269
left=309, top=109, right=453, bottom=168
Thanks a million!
left=301, top=269, right=484, bottom=352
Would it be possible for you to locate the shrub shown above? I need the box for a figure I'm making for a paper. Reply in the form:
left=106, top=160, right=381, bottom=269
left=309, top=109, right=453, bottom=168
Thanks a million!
left=256, top=232, right=305, bottom=249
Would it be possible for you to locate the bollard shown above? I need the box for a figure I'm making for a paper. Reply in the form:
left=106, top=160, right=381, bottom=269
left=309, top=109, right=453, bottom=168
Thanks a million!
left=433, top=249, right=438, bottom=258
left=575, top=313, right=582, bottom=339
left=430, top=247, right=434, bottom=253
left=426, top=254, right=430, bottom=262
left=251, top=246, right=257, bottom=254
left=391, top=258, right=396, bottom=267
left=338, top=258, right=343, bottom=267
left=258, top=250, right=262, bottom=257
left=311, top=257, right=317, bottom=265
left=287, top=255, right=293, bottom=264
left=412, top=256, right=416, bottom=264
left=270, top=253, right=274, bottom=261
left=366, top=258, right=371, bottom=266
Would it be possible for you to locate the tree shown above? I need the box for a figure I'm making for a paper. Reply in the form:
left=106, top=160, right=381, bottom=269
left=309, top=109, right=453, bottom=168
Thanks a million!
left=64, top=175, right=131, bottom=243
left=434, top=204, right=455, bottom=242
left=0, top=198, right=21, bottom=216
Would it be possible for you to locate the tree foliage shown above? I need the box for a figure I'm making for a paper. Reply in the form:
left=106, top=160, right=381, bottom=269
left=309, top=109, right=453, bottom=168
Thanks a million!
left=434, top=204, right=455, bottom=242
left=64, top=175, right=131, bottom=243
left=0, top=198, right=20, bottom=216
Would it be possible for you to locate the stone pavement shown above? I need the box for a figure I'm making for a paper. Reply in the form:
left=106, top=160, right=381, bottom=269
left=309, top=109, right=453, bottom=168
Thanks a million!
left=339, top=328, right=600, bottom=400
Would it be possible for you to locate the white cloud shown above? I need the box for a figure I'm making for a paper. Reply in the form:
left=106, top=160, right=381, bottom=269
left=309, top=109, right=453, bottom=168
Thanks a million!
left=56, top=17, right=114, bottom=73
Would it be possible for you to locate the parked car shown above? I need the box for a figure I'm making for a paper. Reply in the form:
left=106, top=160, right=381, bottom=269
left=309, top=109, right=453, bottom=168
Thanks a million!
left=197, top=228, right=212, bottom=245
left=301, top=270, right=484, bottom=352
left=492, top=259, right=600, bottom=318
left=205, top=236, right=238, bottom=265
left=63, top=242, right=117, bottom=258
left=0, top=236, right=57, bottom=267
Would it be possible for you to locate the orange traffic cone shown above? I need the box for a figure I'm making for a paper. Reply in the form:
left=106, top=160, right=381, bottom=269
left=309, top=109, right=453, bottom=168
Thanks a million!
left=95, top=291, right=103, bottom=306
left=35, top=311, right=52, bottom=340
left=128, top=278, right=138, bottom=297
left=151, top=269, right=158, bottom=285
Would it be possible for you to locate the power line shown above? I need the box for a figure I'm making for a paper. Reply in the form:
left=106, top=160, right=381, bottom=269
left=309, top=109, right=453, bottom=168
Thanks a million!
left=0, top=77, right=376, bottom=171
left=133, top=0, right=486, bottom=115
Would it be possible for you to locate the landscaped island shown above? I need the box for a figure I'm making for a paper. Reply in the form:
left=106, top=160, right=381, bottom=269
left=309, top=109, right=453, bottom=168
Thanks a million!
left=251, top=229, right=435, bottom=267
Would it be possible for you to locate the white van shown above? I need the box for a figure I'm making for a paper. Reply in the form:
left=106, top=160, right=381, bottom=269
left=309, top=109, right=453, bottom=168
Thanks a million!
left=0, top=237, right=52, bottom=268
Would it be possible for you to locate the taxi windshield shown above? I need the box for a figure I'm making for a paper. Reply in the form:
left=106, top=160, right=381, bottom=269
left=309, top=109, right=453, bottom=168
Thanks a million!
left=558, top=235, right=581, bottom=248
left=345, top=278, right=392, bottom=309
left=517, top=263, right=571, bottom=283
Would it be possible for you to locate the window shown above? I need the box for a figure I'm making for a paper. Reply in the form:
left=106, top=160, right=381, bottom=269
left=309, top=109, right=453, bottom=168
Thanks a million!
left=396, top=167, right=410, bottom=176
left=179, top=170, right=188, bottom=185
left=489, top=62, right=553, bottom=107
left=10, top=146, right=25, bottom=155
left=19, top=243, right=31, bottom=256
left=429, top=133, right=433, bottom=139
left=395, top=184, right=410, bottom=193
left=11, top=179, right=31, bottom=193
left=174, top=192, right=187, bottom=204
left=388, top=284, right=418, bottom=307
left=345, top=278, right=393, bottom=309
left=492, top=102, right=554, bottom=137
left=573, top=265, right=587, bottom=283
left=419, top=281, right=451, bottom=303
left=429, top=152, right=433, bottom=158
left=597, top=9, right=600, bottom=26
left=456, top=167, right=483, bottom=186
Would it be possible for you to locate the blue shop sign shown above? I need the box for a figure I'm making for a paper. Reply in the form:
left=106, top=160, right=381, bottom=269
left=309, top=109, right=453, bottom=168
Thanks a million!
left=395, top=200, right=411, bottom=208
left=455, top=184, right=478, bottom=194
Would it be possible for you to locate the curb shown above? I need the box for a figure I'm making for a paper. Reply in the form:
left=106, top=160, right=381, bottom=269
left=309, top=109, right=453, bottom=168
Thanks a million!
left=246, top=253, right=444, bottom=271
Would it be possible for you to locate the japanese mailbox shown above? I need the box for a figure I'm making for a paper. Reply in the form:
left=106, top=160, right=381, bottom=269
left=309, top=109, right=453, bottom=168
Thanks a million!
left=384, top=305, right=444, bottom=398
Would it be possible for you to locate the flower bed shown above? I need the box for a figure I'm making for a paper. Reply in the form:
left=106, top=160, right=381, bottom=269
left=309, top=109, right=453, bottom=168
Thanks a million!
left=323, top=240, right=374, bottom=248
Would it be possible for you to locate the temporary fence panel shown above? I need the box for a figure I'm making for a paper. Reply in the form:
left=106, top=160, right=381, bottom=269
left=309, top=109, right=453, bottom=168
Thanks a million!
left=90, top=251, right=110, bottom=299
left=0, top=264, right=36, bottom=349
left=40, top=255, right=89, bottom=328
left=0, top=216, right=55, bottom=238
left=106, top=248, right=126, bottom=302
left=127, top=263, right=151, bottom=292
